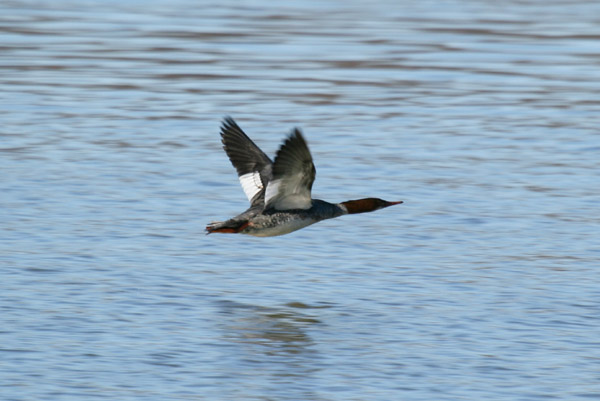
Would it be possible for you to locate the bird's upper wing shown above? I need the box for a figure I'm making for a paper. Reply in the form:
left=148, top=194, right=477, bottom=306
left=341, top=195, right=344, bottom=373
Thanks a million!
left=264, top=129, right=316, bottom=211
left=220, top=117, right=273, bottom=206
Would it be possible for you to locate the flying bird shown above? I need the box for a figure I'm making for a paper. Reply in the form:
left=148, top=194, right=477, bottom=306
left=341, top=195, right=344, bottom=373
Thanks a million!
left=206, top=117, right=402, bottom=237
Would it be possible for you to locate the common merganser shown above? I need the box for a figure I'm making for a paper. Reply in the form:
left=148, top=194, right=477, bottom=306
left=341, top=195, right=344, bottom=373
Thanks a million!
left=206, top=117, right=402, bottom=237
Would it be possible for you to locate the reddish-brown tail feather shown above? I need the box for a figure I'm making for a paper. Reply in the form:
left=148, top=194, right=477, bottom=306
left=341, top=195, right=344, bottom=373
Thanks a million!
left=206, top=221, right=249, bottom=234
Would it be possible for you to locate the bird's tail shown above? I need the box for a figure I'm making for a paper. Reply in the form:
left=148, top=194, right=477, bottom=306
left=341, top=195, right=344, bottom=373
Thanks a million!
left=205, top=220, right=249, bottom=234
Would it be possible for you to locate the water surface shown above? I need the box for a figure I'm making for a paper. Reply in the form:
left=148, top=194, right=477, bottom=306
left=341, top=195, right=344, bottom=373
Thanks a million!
left=2, top=1, right=600, bottom=400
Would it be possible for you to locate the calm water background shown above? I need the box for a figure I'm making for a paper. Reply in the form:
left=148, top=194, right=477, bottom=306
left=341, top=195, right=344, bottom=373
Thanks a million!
left=1, top=1, right=599, bottom=400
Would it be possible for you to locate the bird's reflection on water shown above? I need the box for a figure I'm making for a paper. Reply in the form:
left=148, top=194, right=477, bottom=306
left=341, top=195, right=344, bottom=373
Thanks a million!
left=215, top=300, right=336, bottom=400
left=217, top=300, right=332, bottom=356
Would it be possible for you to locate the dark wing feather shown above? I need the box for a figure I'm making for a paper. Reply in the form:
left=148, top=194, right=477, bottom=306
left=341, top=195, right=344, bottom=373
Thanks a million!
left=220, top=117, right=273, bottom=206
left=264, top=129, right=315, bottom=210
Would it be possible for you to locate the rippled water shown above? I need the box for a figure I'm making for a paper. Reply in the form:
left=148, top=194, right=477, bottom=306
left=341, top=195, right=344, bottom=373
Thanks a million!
left=2, top=1, right=600, bottom=400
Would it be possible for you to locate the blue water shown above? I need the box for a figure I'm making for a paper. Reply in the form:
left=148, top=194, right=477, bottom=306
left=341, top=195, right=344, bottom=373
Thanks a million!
left=2, top=1, right=599, bottom=400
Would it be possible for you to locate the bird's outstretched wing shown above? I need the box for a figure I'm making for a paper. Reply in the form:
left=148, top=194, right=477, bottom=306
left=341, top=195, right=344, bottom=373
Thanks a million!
left=220, top=117, right=273, bottom=207
left=264, top=129, right=316, bottom=211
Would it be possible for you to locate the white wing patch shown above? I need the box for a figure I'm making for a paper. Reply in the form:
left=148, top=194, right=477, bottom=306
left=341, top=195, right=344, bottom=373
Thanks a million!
left=264, top=179, right=281, bottom=206
left=264, top=176, right=312, bottom=210
left=239, top=171, right=263, bottom=202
